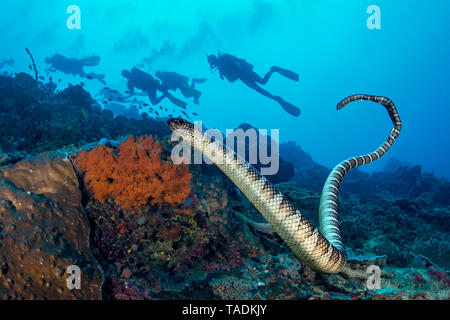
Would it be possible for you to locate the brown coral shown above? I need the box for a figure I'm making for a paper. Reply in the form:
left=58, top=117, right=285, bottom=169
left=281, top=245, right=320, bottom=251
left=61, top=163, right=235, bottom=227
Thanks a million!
left=76, top=135, right=192, bottom=209
left=0, top=152, right=103, bottom=300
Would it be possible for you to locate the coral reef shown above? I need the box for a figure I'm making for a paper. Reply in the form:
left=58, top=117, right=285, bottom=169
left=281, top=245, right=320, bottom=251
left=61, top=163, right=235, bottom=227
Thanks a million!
left=0, top=73, right=170, bottom=156
left=279, top=140, right=331, bottom=193
left=81, top=161, right=256, bottom=300
left=75, top=135, right=192, bottom=209
left=0, top=152, right=103, bottom=299
left=282, top=141, right=450, bottom=208
left=341, top=159, right=450, bottom=207
left=0, top=74, right=447, bottom=300
left=210, top=276, right=255, bottom=299
left=229, top=123, right=295, bottom=184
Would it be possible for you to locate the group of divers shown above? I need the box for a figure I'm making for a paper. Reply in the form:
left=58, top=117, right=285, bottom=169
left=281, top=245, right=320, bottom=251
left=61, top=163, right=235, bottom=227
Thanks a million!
left=2, top=52, right=302, bottom=118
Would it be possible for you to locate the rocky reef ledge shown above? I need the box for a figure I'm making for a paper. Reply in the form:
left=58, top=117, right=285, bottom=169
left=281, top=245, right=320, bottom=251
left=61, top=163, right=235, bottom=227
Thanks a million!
left=0, top=73, right=447, bottom=300
left=0, top=150, right=448, bottom=300
left=0, top=152, right=103, bottom=299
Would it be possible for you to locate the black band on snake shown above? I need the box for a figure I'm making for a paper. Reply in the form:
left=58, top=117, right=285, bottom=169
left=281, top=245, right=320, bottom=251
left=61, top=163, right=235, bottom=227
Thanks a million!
left=168, top=94, right=401, bottom=274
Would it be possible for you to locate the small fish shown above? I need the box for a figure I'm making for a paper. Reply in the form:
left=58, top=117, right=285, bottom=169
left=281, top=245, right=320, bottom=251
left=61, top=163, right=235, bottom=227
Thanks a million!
left=193, top=112, right=198, bottom=116
left=86, top=75, right=93, bottom=80
left=144, top=103, right=149, bottom=107
left=39, top=76, right=45, bottom=80
left=80, top=82, right=85, bottom=86
left=159, top=106, right=163, bottom=110
left=28, top=64, right=32, bottom=70
left=155, top=111, right=159, bottom=116
left=103, top=100, right=108, bottom=104
left=58, top=78, right=62, bottom=82
left=125, top=90, right=130, bottom=94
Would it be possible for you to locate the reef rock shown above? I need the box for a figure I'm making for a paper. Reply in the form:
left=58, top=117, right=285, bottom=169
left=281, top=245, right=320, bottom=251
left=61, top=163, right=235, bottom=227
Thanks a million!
left=228, top=123, right=295, bottom=184
left=0, top=152, right=103, bottom=299
left=0, top=73, right=170, bottom=155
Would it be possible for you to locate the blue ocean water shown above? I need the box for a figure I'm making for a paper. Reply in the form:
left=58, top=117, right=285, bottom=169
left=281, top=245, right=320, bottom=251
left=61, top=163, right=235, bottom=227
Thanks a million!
left=0, top=0, right=448, bottom=177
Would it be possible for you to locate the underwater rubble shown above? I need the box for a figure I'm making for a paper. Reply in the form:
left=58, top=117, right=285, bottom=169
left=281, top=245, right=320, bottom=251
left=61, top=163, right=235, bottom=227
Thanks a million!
left=0, top=73, right=448, bottom=300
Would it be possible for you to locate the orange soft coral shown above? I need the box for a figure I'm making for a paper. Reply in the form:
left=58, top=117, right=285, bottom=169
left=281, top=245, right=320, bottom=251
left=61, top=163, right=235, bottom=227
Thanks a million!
left=76, top=136, right=192, bottom=209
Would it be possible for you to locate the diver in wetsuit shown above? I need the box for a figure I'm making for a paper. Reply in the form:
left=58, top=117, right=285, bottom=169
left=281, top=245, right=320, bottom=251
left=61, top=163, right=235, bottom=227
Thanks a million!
left=121, top=67, right=187, bottom=108
left=155, top=71, right=206, bottom=105
left=45, top=53, right=106, bottom=85
left=207, top=52, right=301, bottom=117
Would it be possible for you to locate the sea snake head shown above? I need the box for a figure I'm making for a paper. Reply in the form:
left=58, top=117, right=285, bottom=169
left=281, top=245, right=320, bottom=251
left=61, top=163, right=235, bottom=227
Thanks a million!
left=168, top=118, right=198, bottom=145
left=168, top=118, right=192, bottom=131
left=168, top=118, right=195, bottom=133
left=168, top=118, right=222, bottom=157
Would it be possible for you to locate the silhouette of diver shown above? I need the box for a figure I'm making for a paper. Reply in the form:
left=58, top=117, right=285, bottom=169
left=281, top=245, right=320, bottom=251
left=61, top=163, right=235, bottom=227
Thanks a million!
left=121, top=67, right=187, bottom=108
left=155, top=71, right=206, bottom=105
left=45, top=53, right=106, bottom=85
left=207, top=52, right=301, bottom=117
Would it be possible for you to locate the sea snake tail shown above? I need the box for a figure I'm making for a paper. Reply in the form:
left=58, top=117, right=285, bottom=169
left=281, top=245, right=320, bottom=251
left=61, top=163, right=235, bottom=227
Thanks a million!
left=167, top=94, right=401, bottom=274
left=319, top=95, right=402, bottom=259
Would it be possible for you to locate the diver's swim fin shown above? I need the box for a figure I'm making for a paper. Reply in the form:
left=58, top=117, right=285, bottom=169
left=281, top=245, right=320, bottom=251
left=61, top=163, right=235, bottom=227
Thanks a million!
left=180, top=85, right=201, bottom=100
left=86, top=72, right=106, bottom=85
left=97, top=75, right=106, bottom=85
left=192, top=78, right=207, bottom=84
left=81, top=56, right=101, bottom=66
left=272, top=66, right=299, bottom=82
left=278, top=99, right=301, bottom=117
left=165, top=92, right=188, bottom=108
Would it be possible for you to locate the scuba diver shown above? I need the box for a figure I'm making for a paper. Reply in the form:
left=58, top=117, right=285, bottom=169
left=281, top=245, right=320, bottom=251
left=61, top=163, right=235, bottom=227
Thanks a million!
left=121, top=67, right=187, bottom=108
left=155, top=71, right=207, bottom=105
left=45, top=53, right=106, bottom=85
left=207, top=52, right=301, bottom=117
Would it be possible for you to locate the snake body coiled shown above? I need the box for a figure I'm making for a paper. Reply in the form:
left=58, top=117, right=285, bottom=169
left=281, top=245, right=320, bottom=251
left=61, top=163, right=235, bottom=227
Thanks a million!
left=168, top=94, right=401, bottom=274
